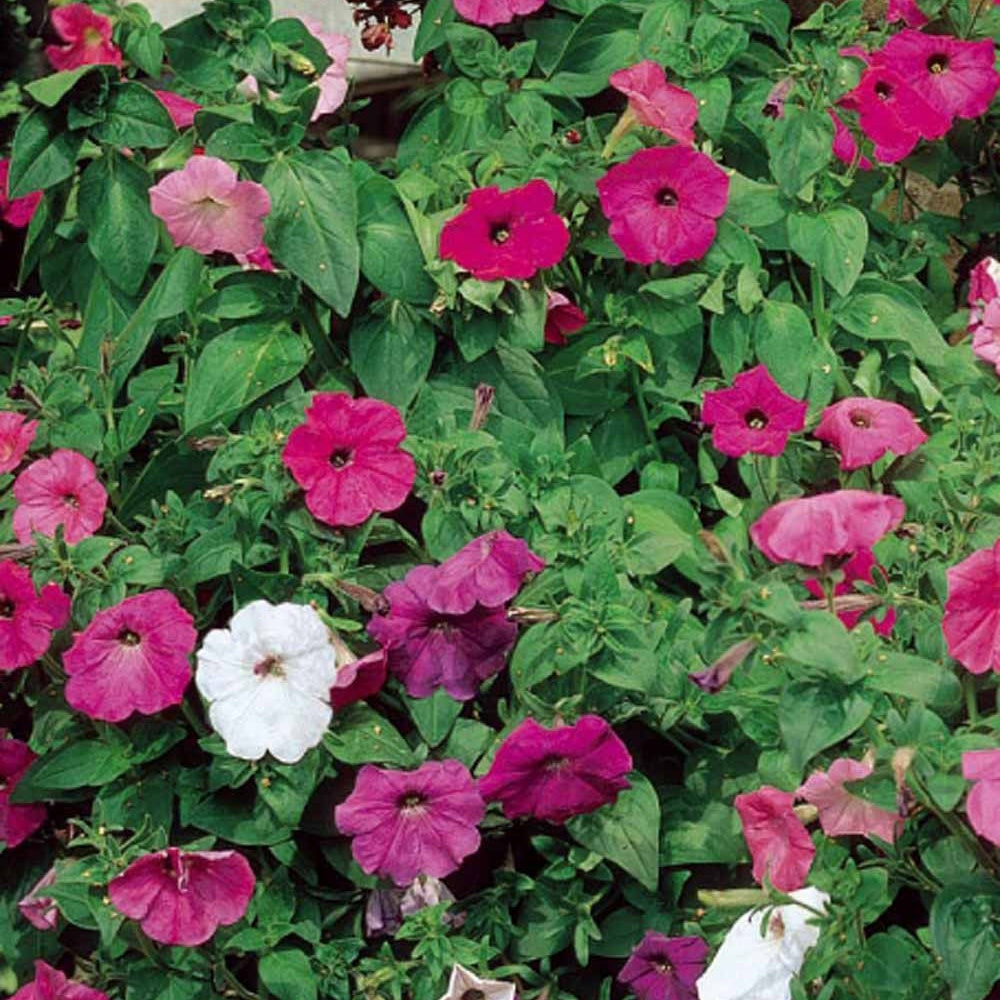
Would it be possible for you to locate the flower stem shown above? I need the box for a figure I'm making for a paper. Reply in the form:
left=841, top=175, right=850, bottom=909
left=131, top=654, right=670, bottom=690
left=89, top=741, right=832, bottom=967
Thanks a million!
left=963, top=673, right=980, bottom=726
left=630, top=366, right=664, bottom=461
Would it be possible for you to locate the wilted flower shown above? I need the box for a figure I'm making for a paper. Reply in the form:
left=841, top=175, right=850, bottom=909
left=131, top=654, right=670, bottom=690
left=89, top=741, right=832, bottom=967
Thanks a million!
left=0, top=560, right=70, bottom=672
left=618, top=932, right=708, bottom=1000
left=453, top=0, right=546, bottom=28
left=0, top=735, right=47, bottom=848
left=962, top=749, right=1000, bottom=846
left=943, top=539, right=1000, bottom=674
left=887, top=0, right=928, bottom=26
left=544, top=290, right=587, bottom=346
left=798, top=757, right=903, bottom=843
left=689, top=638, right=758, bottom=693
left=814, top=397, right=926, bottom=470
left=10, top=961, right=108, bottom=1000
left=609, top=61, right=699, bottom=145
left=18, top=867, right=58, bottom=931
left=44, top=3, right=122, bottom=72
left=803, top=548, right=895, bottom=636
left=0, top=160, right=42, bottom=228
left=734, top=786, right=815, bottom=892
left=437, top=964, right=516, bottom=1000
left=153, top=90, right=201, bottom=130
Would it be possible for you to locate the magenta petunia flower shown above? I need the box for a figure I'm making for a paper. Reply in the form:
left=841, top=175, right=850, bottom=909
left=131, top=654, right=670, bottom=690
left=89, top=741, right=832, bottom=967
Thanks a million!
left=234, top=243, right=276, bottom=271
left=968, top=257, right=1000, bottom=375
left=334, top=760, right=485, bottom=885
left=0, top=560, right=71, bottom=672
left=109, top=847, right=256, bottom=947
left=618, top=933, right=709, bottom=1000
left=282, top=392, right=416, bottom=528
left=544, top=290, right=587, bottom=346
left=45, top=3, right=122, bottom=72
left=368, top=565, right=518, bottom=700
left=943, top=539, right=1000, bottom=674
left=734, top=786, right=814, bottom=892
left=798, top=757, right=902, bottom=844
left=0, top=735, right=47, bottom=849
left=453, top=0, right=546, bottom=27
left=478, top=715, right=632, bottom=824
left=887, top=0, right=929, bottom=26
left=301, top=18, right=351, bottom=119
left=609, top=61, right=699, bottom=145
left=154, top=90, right=201, bottom=130
left=149, top=156, right=271, bottom=256
left=0, top=159, right=42, bottom=229
left=828, top=110, right=872, bottom=170
left=12, top=449, right=108, bottom=546
left=18, top=866, right=59, bottom=931
left=439, top=180, right=569, bottom=281
left=813, top=397, right=927, bottom=470
left=63, top=590, right=197, bottom=723
left=596, top=146, right=729, bottom=266
left=962, top=749, right=1000, bottom=846
left=700, top=365, right=808, bottom=458
left=750, top=490, right=905, bottom=568
left=331, top=647, right=388, bottom=710
left=803, top=548, right=896, bottom=636
left=10, top=961, right=107, bottom=1000
left=0, top=411, right=37, bottom=474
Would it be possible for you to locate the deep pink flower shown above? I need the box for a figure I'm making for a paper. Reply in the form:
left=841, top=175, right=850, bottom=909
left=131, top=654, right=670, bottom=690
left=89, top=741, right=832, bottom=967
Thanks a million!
left=0, top=411, right=37, bottom=474
left=301, top=18, right=351, bottom=119
left=618, top=933, right=708, bottom=1000
left=19, top=867, right=58, bottom=930
left=544, top=290, right=587, bottom=346
left=282, top=392, right=416, bottom=528
left=798, top=758, right=902, bottom=843
left=962, top=749, right=1000, bottom=846
left=234, top=244, right=275, bottom=271
left=331, top=648, right=388, bottom=709
left=596, top=146, right=729, bottom=266
left=12, top=449, right=107, bottom=546
left=153, top=90, right=201, bottom=130
left=828, top=110, right=872, bottom=170
left=10, top=961, right=107, bottom=1000
left=0, top=560, right=70, bottom=672
left=63, top=590, right=196, bottom=722
left=887, top=0, right=928, bottom=26
left=803, top=548, right=896, bottom=637
left=453, top=0, right=546, bottom=27
left=478, top=715, right=632, bottom=824
left=0, top=159, right=42, bottom=228
left=814, top=397, right=927, bottom=470
left=334, top=760, right=485, bottom=885
left=943, top=539, right=1000, bottom=674
left=609, top=61, right=699, bottom=145
left=439, top=180, right=569, bottom=281
left=109, top=847, right=255, bottom=946
left=750, top=490, right=905, bottom=568
left=700, top=365, right=807, bottom=458
left=0, top=735, right=46, bottom=849
left=734, top=786, right=814, bottom=892
left=149, top=156, right=271, bottom=256
left=968, top=257, right=1000, bottom=375
left=45, top=4, right=122, bottom=72
left=368, top=565, right=518, bottom=700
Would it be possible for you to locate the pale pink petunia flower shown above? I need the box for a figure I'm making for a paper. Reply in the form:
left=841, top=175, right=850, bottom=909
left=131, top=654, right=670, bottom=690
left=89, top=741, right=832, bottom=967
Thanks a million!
left=0, top=159, right=43, bottom=228
left=0, top=559, right=71, bottom=672
left=734, top=786, right=815, bottom=892
left=610, top=61, right=699, bottom=145
left=943, top=539, right=1000, bottom=674
left=544, top=290, right=587, bottom=345
left=813, top=397, right=927, bottom=470
left=10, top=961, right=108, bottom=1000
left=962, top=749, right=1000, bottom=846
left=0, top=411, right=37, bottom=474
left=453, top=0, right=546, bottom=27
left=45, top=3, right=122, bottom=72
left=153, top=90, right=201, bottom=130
left=968, top=257, right=1000, bottom=375
left=301, top=18, right=351, bottom=119
left=18, top=866, right=59, bottom=930
left=798, top=758, right=903, bottom=843
left=0, top=735, right=47, bottom=849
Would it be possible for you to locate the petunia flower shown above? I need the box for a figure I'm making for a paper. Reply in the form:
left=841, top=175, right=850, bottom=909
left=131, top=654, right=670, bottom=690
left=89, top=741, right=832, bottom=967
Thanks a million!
left=234, top=244, right=275, bottom=271
left=335, top=760, right=485, bottom=886
left=618, top=932, right=709, bottom=1000
left=828, top=110, right=872, bottom=170
left=453, top=0, right=546, bottom=28
left=813, top=397, right=927, bottom=470
left=942, top=539, right=1000, bottom=674
left=803, top=548, right=896, bottom=636
left=0, top=560, right=70, bottom=673
left=798, top=758, right=902, bottom=843
left=887, top=0, right=929, bottom=26
left=368, top=564, right=518, bottom=701
left=12, top=449, right=108, bottom=546
left=437, top=964, right=516, bottom=1000
left=329, top=632, right=388, bottom=710
left=700, top=366, right=808, bottom=458
left=10, top=960, right=108, bottom=1000
left=149, top=156, right=271, bottom=256
left=734, top=786, right=815, bottom=892
left=282, top=392, right=416, bottom=528
left=439, top=179, right=570, bottom=281
left=45, top=3, right=122, bottom=72
left=18, top=866, right=59, bottom=931
left=63, top=590, right=197, bottom=723
left=596, top=146, right=729, bottom=265
left=365, top=875, right=457, bottom=937
left=0, top=734, right=47, bottom=849
left=196, top=600, right=340, bottom=763
left=762, top=78, right=794, bottom=119
left=478, top=715, right=632, bottom=824
left=153, top=90, right=201, bottom=130
left=545, top=290, right=587, bottom=346
left=109, top=847, right=255, bottom=947
left=0, top=159, right=42, bottom=228
left=968, top=256, right=1000, bottom=375
left=962, top=749, right=1000, bottom=846
left=301, top=18, right=351, bottom=120
left=0, top=411, right=38, bottom=473
left=610, top=61, right=699, bottom=145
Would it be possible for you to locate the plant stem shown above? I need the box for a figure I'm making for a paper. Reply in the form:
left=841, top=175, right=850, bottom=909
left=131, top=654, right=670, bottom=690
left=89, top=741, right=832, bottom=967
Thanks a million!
left=630, top=366, right=665, bottom=461
left=963, top=673, right=980, bottom=726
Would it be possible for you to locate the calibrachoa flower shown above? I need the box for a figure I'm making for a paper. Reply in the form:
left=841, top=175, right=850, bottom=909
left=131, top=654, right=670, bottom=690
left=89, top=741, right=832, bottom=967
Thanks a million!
left=10, top=961, right=107, bottom=1000
left=968, top=256, right=1000, bottom=374
left=282, top=392, right=416, bottom=528
left=453, top=0, right=546, bottom=28
left=750, top=490, right=905, bottom=568
left=0, top=560, right=71, bottom=672
left=962, top=749, right=1000, bottom=846
left=368, top=565, right=518, bottom=700
left=798, top=758, right=902, bottom=843
left=544, top=290, right=587, bottom=346
left=0, top=735, right=46, bottom=848
left=609, top=61, right=699, bottom=145
left=149, top=156, right=271, bottom=256
left=63, top=590, right=197, bottom=723
left=18, top=866, right=58, bottom=931
left=12, top=449, right=108, bottom=546
left=0, top=411, right=37, bottom=473
left=618, top=933, right=708, bottom=1000
left=439, top=180, right=569, bottom=281
left=887, top=0, right=928, bottom=26
left=154, top=90, right=201, bottom=130
left=335, top=760, right=485, bottom=885
left=108, top=847, right=255, bottom=947
left=437, top=964, right=516, bottom=1000
left=44, top=3, right=122, bottom=71
left=0, top=159, right=42, bottom=228
left=942, top=539, right=1000, bottom=674
left=596, top=146, right=729, bottom=265
left=478, top=715, right=632, bottom=824
left=734, top=786, right=815, bottom=892
left=700, top=365, right=807, bottom=458
left=302, top=18, right=351, bottom=119
left=803, top=548, right=896, bottom=636
left=196, top=601, right=340, bottom=763
left=813, top=397, right=927, bottom=470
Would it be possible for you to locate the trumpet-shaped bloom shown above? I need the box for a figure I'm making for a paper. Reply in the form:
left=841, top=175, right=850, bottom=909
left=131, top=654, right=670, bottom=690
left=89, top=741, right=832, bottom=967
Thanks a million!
left=968, top=257, right=1000, bottom=374
left=803, top=548, right=896, bottom=636
left=798, top=758, right=902, bottom=843
left=0, top=735, right=46, bottom=848
left=45, top=4, right=122, bottom=72
left=545, top=290, right=587, bottom=345
left=828, top=110, right=872, bottom=170
left=154, top=90, right=201, bottom=130
left=331, top=647, right=387, bottom=710
left=610, top=61, right=699, bottom=145
left=943, top=539, right=1000, bottom=674
left=0, top=160, right=42, bottom=228
left=0, top=411, right=37, bottom=474
left=0, top=560, right=70, bottom=672
left=18, top=867, right=58, bottom=931
left=962, top=749, right=1000, bottom=846
left=301, top=18, right=351, bottom=119
left=10, top=961, right=107, bottom=1000
left=618, top=933, right=708, bottom=1000
left=437, top=965, right=516, bottom=1000
left=734, top=786, right=815, bottom=892
left=453, top=0, right=546, bottom=27
left=813, top=397, right=927, bottom=470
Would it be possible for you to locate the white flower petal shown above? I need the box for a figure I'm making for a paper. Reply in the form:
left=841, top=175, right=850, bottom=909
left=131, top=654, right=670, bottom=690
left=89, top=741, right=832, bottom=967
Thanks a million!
left=439, top=965, right=516, bottom=1000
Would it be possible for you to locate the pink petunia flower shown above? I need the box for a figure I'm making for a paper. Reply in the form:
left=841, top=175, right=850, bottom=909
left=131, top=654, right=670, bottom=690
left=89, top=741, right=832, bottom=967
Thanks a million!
left=453, top=0, right=546, bottom=27
left=813, top=397, right=927, bottom=470
left=968, top=257, right=1000, bottom=375
left=700, top=365, right=808, bottom=458
left=109, top=847, right=256, bottom=947
left=10, top=961, right=107, bottom=1000
left=0, top=411, right=38, bottom=474
left=0, top=159, right=43, bottom=228
left=887, top=0, right=929, bottom=26
left=803, top=548, right=896, bottom=636
left=439, top=180, right=569, bottom=281
left=368, top=564, right=518, bottom=700
left=943, top=539, right=1000, bottom=674
left=609, top=61, right=699, bottom=145
left=334, top=760, right=485, bottom=885
left=63, top=590, right=197, bottom=723
left=750, top=490, right=905, bottom=568
left=0, top=560, right=71, bottom=672
left=301, top=18, right=351, bottom=120
left=962, top=749, right=1000, bottom=846
left=282, top=392, right=416, bottom=528
left=544, top=290, right=587, bottom=346
left=45, top=3, right=122, bottom=72
left=12, top=449, right=108, bottom=546
left=0, top=735, right=46, bottom=849
left=798, top=758, right=903, bottom=843
left=596, top=146, right=729, bottom=266
left=618, top=933, right=708, bottom=1000
left=234, top=244, right=275, bottom=271
left=828, top=109, right=873, bottom=170
left=18, top=867, right=59, bottom=931
left=149, top=156, right=271, bottom=256
left=153, top=90, right=201, bottom=130
left=734, top=786, right=814, bottom=892
left=331, top=647, right=388, bottom=710
left=478, top=715, right=632, bottom=824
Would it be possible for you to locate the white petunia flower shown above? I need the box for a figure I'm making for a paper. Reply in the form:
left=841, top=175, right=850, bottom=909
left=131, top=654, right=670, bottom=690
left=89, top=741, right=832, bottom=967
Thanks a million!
left=696, top=886, right=830, bottom=1000
left=195, top=600, right=339, bottom=764
left=437, top=964, right=516, bottom=1000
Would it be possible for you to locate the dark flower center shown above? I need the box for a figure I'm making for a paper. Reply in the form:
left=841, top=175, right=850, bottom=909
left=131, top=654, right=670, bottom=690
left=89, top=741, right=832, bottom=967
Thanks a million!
left=428, top=615, right=455, bottom=637
left=745, top=408, right=769, bottom=430
left=254, top=655, right=284, bottom=678
left=542, top=755, right=570, bottom=773
left=849, top=410, right=872, bottom=428
left=927, top=54, right=949, bottom=74
left=656, top=186, right=679, bottom=207
left=490, top=222, right=512, bottom=245
left=874, top=80, right=893, bottom=101
left=0, top=599, right=14, bottom=619
left=62, top=493, right=79, bottom=509
left=330, top=449, right=354, bottom=469
left=462, top=992, right=487, bottom=1000
left=118, top=629, right=141, bottom=647
left=399, top=792, right=426, bottom=814
left=652, top=957, right=674, bottom=975
left=761, top=102, right=782, bottom=119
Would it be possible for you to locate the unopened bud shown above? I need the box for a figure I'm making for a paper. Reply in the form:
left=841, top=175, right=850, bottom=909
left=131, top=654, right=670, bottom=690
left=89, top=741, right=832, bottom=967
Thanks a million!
left=469, top=383, right=495, bottom=431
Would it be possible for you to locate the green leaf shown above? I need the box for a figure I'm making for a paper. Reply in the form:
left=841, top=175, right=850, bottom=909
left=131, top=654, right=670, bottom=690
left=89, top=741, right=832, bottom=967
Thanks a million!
left=8, top=107, right=84, bottom=198
left=325, top=704, right=417, bottom=767
left=837, top=283, right=948, bottom=366
left=779, top=681, right=872, bottom=775
left=24, top=65, right=107, bottom=107
left=788, top=203, right=868, bottom=297
left=754, top=299, right=813, bottom=395
left=724, top=173, right=787, bottom=229
left=91, top=82, right=177, bottom=148
left=413, top=0, right=458, bottom=59
left=641, top=274, right=710, bottom=302
left=546, top=5, right=640, bottom=97
left=406, top=689, right=463, bottom=747
left=784, top=615, right=865, bottom=683
left=866, top=653, right=962, bottom=713
left=162, top=16, right=234, bottom=91
left=13, top=740, right=132, bottom=796
left=766, top=107, right=834, bottom=198
left=349, top=307, right=436, bottom=410
left=930, top=880, right=1000, bottom=1000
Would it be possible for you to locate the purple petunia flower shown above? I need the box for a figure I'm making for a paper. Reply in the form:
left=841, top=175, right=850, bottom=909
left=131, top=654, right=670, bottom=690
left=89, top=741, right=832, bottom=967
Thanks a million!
left=618, top=932, right=709, bottom=1000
